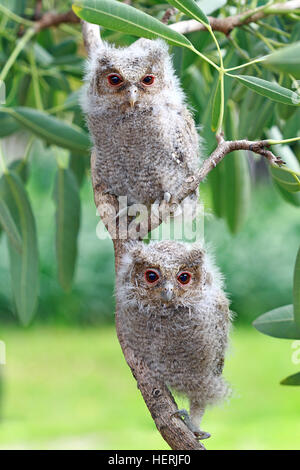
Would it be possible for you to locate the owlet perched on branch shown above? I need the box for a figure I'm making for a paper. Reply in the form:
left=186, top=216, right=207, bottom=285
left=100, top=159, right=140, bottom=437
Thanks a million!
left=82, top=38, right=200, bottom=211
left=116, top=240, right=231, bottom=439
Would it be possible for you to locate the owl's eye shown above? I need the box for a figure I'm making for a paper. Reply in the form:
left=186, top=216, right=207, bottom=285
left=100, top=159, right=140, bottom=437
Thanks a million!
left=177, top=272, right=192, bottom=285
left=141, top=75, right=155, bottom=86
left=145, top=269, right=160, bottom=284
left=107, top=73, right=123, bottom=87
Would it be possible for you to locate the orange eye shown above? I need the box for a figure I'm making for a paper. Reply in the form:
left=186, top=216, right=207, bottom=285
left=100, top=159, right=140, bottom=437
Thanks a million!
left=145, top=269, right=160, bottom=284
left=177, top=272, right=191, bottom=285
left=142, top=75, right=155, bottom=86
left=107, top=73, right=123, bottom=87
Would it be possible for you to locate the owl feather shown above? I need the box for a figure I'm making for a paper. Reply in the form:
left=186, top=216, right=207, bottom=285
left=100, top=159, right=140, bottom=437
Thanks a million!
left=116, top=240, right=232, bottom=437
left=82, top=38, right=200, bottom=209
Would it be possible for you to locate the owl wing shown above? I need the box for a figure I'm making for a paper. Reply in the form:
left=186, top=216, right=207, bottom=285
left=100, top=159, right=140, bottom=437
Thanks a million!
left=213, top=291, right=231, bottom=376
left=172, top=108, right=199, bottom=173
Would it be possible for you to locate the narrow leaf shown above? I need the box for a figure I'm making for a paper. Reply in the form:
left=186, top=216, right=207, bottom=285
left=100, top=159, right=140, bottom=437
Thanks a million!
left=223, top=101, right=251, bottom=234
left=281, top=372, right=300, bottom=386
left=253, top=305, right=300, bottom=340
left=7, top=107, right=90, bottom=154
left=167, top=0, right=209, bottom=26
left=264, top=42, right=300, bottom=79
left=273, top=181, right=300, bottom=207
left=73, top=0, right=192, bottom=48
left=53, top=167, right=81, bottom=292
left=211, top=77, right=221, bottom=132
left=0, top=171, right=39, bottom=325
left=0, top=199, right=22, bottom=252
left=267, top=127, right=300, bottom=200
left=0, top=112, right=20, bottom=138
left=294, top=247, right=300, bottom=327
left=232, top=75, right=300, bottom=106
left=269, top=166, right=300, bottom=193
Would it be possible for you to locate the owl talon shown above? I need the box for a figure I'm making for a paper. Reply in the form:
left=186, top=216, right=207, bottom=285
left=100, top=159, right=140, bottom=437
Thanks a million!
left=164, top=192, right=172, bottom=203
left=172, top=409, right=211, bottom=440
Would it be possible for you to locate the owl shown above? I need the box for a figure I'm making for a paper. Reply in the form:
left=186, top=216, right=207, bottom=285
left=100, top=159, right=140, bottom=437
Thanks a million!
left=82, top=38, right=200, bottom=213
left=116, top=240, right=231, bottom=439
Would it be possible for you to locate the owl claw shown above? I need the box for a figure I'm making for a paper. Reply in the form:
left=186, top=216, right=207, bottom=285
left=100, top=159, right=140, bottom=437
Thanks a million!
left=164, top=192, right=172, bottom=203
left=172, top=409, right=211, bottom=440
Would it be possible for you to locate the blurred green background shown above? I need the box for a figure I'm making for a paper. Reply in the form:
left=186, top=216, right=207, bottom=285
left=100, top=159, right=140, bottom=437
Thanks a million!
left=0, top=0, right=300, bottom=450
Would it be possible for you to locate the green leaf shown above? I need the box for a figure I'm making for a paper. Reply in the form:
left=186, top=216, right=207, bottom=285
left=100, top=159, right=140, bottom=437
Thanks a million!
left=50, top=39, right=77, bottom=58
left=6, top=107, right=90, bottom=154
left=211, top=77, right=222, bottom=132
left=0, top=111, right=20, bottom=137
left=253, top=305, right=300, bottom=340
left=223, top=101, right=251, bottom=234
left=281, top=372, right=300, bottom=386
left=73, top=0, right=192, bottom=48
left=269, top=165, right=300, bottom=193
left=69, top=153, right=87, bottom=187
left=294, top=247, right=300, bottom=327
left=0, top=198, right=22, bottom=252
left=267, top=127, right=300, bottom=199
left=167, top=0, right=209, bottom=26
left=273, top=180, right=300, bottom=207
left=9, top=159, right=28, bottom=183
left=264, top=42, right=300, bottom=79
left=53, top=167, right=81, bottom=292
left=0, top=171, right=39, bottom=325
left=232, top=75, right=300, bottom=106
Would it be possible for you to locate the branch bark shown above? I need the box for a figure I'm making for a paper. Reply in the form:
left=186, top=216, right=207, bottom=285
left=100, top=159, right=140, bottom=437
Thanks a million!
left=91, top=152, right=205, bottom=450
left=31, top=1, right=300, bottom=36
left=170, top=0, right=300, bottom=35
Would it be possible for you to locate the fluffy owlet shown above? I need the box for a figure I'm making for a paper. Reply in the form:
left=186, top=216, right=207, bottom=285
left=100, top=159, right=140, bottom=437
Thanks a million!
left=116, top=240, right=231, bottom=438
left=82, top=38, right=200, bottom=210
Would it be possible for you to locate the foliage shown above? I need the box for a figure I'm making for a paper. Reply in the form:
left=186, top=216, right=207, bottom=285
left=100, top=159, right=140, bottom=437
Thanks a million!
left=0, top=1, right=300, bottom=385
left=0, top=326, right=299, bottom=449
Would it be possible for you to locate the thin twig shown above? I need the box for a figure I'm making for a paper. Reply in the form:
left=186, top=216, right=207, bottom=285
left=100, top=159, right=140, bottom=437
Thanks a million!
left=170, top=0, right=300, bottom=35
left=161, top=7, right=177, bottom=25
left=27, top=0, right=300, bottom=37
left=178, top=133, right=284, bottom=203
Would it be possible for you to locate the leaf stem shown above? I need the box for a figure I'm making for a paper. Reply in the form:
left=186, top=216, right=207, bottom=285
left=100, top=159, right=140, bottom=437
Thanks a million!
left=0, top=27, right=35, bottom=83
left=0, top=4, right=34, bottom=27
left=268, top=137, right=300, bottom=145
left=257, top=20, right=290, bottom=38
left=190, top=46, right=220, bottom=71
left=225, top=55, right=267, bottom=72
left=28, top=47, right=43, bottom=111
left=0, top=143, right=8, bottom=174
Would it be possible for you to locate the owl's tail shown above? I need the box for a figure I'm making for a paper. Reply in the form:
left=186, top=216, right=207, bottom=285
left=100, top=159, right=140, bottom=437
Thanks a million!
left=189, top=398, right=205, bottom=428
left=188, top=375, right=230, bottom=428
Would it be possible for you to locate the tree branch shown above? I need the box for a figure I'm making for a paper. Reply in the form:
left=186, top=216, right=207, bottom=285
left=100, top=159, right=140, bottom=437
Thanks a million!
left=81, top=20, right=102, bottom=55
left=33, top=9, right=79, bottom=32
left=31, top=1, right=300, bottom=37
left=90, top=152, right=204, bottom=450
left=178, top=134, right=284, bottom=203
left=169, top=0, right=300, bottom=35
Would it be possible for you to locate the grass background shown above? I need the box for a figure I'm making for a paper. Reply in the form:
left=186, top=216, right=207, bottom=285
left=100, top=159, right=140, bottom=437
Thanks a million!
left=0, top=325, right=299, bottom=450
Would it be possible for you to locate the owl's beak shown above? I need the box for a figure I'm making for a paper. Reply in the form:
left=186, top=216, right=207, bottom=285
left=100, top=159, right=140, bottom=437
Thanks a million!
left=161, top=282, right=174, bottom=302
left=128, top=87, right=138, bottom=107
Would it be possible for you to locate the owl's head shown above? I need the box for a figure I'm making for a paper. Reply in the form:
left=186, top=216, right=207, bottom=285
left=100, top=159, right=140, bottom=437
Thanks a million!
left=118, top=241, right=222, bottom=310
left=83, top=38, right=183, bottom=112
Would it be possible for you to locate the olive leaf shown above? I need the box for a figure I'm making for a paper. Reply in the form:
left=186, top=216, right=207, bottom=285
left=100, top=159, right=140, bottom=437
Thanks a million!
left=73, top=0, right=192, bottom=48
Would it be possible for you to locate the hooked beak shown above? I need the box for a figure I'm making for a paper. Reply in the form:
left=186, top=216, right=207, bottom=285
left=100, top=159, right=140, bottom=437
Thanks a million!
left=128, top=87, right=138, bottom=108
left=161, top=283, right=174, bottom=302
